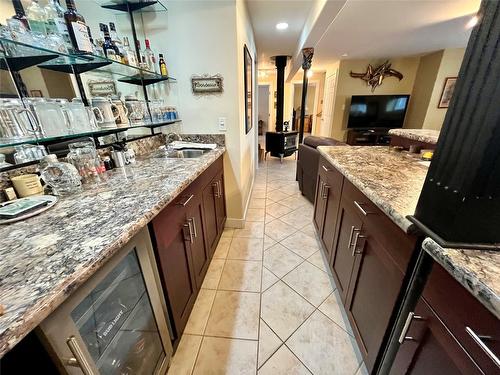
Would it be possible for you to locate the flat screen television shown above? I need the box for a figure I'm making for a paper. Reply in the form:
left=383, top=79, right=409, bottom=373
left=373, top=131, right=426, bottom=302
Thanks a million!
left=347, top=95, right=410, bottom=129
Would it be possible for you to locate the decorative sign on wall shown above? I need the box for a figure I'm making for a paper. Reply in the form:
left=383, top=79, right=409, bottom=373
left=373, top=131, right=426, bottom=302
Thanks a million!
left=350, top=60, right=403, bottom=92
left=191, top=74, right=224, bottom=94
left=438, top=77, right=457, bottom=108
left=88, top=80, right=117, bottom=97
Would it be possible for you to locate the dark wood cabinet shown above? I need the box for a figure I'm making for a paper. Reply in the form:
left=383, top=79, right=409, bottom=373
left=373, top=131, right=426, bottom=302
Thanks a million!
left=151, top=156, right=226, bottom=340
left=391, top=297, right=483, bottom=375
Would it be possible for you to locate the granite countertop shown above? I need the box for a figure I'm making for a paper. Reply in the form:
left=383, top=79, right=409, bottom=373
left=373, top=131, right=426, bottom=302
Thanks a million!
left=388, top=128, right=440, bottom=145
left=422, top=238, right=500, bottom=319
left=317, top=146, right=428, bottom=233
left=0, top=147, right=225, bottom=357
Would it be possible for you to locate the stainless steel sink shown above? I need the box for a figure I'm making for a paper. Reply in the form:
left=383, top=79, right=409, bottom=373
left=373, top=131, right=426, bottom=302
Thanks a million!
left=165, top=149, right=210, bottom=158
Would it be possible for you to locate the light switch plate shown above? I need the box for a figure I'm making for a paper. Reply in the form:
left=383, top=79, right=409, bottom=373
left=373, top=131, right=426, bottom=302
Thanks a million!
left=218, top=117, right=226, bottom=131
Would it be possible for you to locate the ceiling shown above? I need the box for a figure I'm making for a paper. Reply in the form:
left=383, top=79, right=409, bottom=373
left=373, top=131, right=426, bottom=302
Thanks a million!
left=247, top=0, right=480, bottom=73
left=246, top=0, right=314, bottom=69
left=313, top=0, right=480, bottom=71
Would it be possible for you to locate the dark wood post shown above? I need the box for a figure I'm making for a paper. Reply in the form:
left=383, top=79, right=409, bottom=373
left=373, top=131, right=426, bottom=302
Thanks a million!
left=274, top=56, right=287, bottom=132
left=410, top=0, right=500, bottom=248
left=299, top=48, right=314, bottom=144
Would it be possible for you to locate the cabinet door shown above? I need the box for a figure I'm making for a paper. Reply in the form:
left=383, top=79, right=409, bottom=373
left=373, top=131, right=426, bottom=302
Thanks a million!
left=313, top=173, right=327, bottom=233
left=391, top=298, right=483, bottom=375
left=346, top=232, right=405, bottom=371
left=202, top=179, right=219, bottom=255
left=320, top=171, right=342, bottom=259
left=331, top=199, right=363, bottom=302
left=215, top=172, right=226, bottom=234
left=151, top=202, right=196, bottom=339
left=187, top=199, right=210, bottom=288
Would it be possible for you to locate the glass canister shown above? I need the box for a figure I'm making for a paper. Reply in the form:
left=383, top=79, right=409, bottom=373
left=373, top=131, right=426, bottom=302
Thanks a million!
left=66, top=141, right=103, bottom=184
left=40, top=154, right=82, bottom=195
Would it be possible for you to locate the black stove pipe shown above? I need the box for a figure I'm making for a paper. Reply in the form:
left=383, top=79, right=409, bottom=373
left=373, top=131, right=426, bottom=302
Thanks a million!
left=274, top=56, right=287, bottom=132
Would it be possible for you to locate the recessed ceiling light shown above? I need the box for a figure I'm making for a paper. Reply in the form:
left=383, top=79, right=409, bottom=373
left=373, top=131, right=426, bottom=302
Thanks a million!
left=276, top=22, right=289, bottom=30
left=307, top=70, right=313, bottom=78
left=341, top=53, right=348, bottom=57
left=466, top=15, right=479, bottom=29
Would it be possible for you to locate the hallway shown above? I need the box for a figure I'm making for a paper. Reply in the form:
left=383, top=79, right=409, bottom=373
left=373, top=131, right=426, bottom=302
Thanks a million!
left=168, top=157, right=367, bottom=375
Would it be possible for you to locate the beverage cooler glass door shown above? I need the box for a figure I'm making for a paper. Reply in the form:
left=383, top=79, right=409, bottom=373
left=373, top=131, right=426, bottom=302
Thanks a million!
left=38, top=228, right=173, bottom=375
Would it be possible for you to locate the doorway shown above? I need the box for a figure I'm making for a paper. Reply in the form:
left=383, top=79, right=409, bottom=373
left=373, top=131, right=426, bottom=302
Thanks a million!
left=292, top=82, right=319, bottom=138
left=258, top=84, right=270, bottom=149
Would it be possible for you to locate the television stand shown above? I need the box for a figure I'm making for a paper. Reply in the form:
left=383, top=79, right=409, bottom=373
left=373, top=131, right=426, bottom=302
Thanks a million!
left=346, top=128, right=392, bottom=146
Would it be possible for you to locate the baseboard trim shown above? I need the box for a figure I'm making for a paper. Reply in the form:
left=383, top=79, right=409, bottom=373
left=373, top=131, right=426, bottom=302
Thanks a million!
left=225, top=169, right=256, bottom=229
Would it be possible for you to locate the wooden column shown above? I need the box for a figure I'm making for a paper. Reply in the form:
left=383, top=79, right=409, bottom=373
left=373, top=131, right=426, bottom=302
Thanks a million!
left=299, top=48, right=314, bottom=144
left=410, top=0, right=500, bottom=248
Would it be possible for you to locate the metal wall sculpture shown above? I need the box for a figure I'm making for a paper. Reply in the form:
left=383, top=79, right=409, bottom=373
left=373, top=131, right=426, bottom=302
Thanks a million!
left=350, top=60, right=403, bottom=92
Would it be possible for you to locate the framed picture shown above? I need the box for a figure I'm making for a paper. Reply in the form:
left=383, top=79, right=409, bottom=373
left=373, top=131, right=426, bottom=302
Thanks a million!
left=438, top=77, right=457, bottom=108
left=244, top=45, right=253, bottom=134
left=191, top=74, right=223, bottom=94
left=88, top=80, right=117, bottom=97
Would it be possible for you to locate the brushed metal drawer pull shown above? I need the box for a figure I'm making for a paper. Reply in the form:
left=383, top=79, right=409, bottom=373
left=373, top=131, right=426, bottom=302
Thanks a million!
left=322, top=185, right=330, bottom=199
left=177, top=194, right=194, bottom=207
left=322, top=165, right=331, bottom=172
left=218, top=180, right=222, bottom=198
left=354, top=201, right=375, bottom=216
left=66, top=336, right=96, bottom=375
left=351, top=233, right=366, bottom=256
left=348, top=226, right=356, bottom=246
left=319, top=181, right=324, bottom=198
left=398, top=312, right=425, bottom=344
left=466, top=326, right=500, bottom=367
left=189, top=217, right=198, bottom=238
left=186, top=221, right=194, bottom=243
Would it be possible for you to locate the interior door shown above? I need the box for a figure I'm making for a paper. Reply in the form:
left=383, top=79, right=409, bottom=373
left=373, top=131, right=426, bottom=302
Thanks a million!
left=319, top=71, right=337, bottom=137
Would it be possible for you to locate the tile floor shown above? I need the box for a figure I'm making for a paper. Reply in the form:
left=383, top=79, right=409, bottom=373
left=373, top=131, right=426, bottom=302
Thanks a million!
left=168, top=157, right=368, bottom=375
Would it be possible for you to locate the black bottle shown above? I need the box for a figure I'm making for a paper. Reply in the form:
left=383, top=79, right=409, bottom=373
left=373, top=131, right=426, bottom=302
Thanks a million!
left=101, top=24, right=120, bottom=61
left=64, top=0, right=92, bottom=54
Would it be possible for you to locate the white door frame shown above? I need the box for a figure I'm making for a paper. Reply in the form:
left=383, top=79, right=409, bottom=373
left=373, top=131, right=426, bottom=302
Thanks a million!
left=290, top=80, right=320, bottom=135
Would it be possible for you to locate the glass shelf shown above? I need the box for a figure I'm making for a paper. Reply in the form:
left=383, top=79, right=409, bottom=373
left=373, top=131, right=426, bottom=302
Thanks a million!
left=0, top=119, right=181, bottom=149
left=0, top=38, right=176, bottom=84
left=95, top=0, right=167, bottom=13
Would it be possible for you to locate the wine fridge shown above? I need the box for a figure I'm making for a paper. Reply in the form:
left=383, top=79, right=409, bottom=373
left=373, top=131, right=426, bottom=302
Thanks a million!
left=38, top=228, right=173, bottom=374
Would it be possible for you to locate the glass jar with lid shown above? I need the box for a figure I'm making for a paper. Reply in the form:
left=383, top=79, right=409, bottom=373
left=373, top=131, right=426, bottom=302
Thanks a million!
left=40, top=154, right=82, bottom=195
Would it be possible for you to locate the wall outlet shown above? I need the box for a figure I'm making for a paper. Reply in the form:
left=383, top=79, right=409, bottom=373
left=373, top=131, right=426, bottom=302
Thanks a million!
left=218, top=117, right=227, bottom=131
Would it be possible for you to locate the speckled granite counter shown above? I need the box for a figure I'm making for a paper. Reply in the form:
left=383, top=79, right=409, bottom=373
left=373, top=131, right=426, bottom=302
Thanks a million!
left=388, top=128, right=440, bottom=145
left=422, top=238, right=500, bottom=319
left=0, top=147, right=225, bottom=357
left=317, top=146, right=428, bottom=233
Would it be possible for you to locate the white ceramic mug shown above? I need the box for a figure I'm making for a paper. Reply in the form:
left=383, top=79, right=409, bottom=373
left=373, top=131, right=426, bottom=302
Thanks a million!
left=91, top=97, right=119, bottom=128
left=11, top=174, right=44, bottom=197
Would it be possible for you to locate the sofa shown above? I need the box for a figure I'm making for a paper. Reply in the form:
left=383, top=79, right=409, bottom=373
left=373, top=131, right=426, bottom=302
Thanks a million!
left=296, top=136, right=347, bottom=203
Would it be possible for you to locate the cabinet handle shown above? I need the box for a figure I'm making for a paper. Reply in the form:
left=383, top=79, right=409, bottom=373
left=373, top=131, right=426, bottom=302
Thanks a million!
left=466, top=327, right=500, bottom=367
left=218, top=180, right=222, bottom=198
left=398, top=312, right=425, bottom=344
left=212, top=182, right=218, bottom=197
left=66, top=336, right=96, bottom=375
left=322, top=165, right=331, bottom=172
left=318, top=181, right=323, bottom=198
left=177, top=194, right=194, bottom=207
left=354, top=201, right=375, bottom=216
left=185, top=221, right=194, bottom=243
left=189, top=217, right=198, bottom=238
left=351, top=232, right=366, bottom=256
left=322, top=185, right=330, bottom=199
left=348, top=226, right=356, bottom=246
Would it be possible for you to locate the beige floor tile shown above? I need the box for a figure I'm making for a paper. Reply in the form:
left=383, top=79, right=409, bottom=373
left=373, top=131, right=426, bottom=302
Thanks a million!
left=266, top=190, right=290, bottom=203
left=247, top=207, right=266, bottom=222
left=264, top=219, right=297, bottom=242
left=252, top=189, right=266, bottom=199
left=261, top=281, right=315, bottom=341
left=227, top=237, right=264, bottom=260
left=258, top=319, right=282, bottom=368
left=318, top=291, right=354, bottom=336
left=287, top=310, right=362, bottom=375
left=265, top=214, right=275, bottom=224
left=168, top=334, right=203, bottom=375
left=279, top=195, right=308, bottom=210
left=213, top=237, right=232, bottom=259
left=193, top=336, right=258, bottom=375
left=263, top=235, right=277, bottom=250
left=283, top=262, right=334, bottom=307
left=280, top=208, right=310, bottom=230
left=261, top=267, right=279, bottom=292
left=258, top=345, right=311, bottom=375
left=306, top=251, right=330, bottom=273
left=300, top=223, right=318, bottom=238
left=184, top=289, right=217, bottom=335
left=263, top=243, right=304, bottom=279
left=280, top=232, right=320, bottom=259
left=201, top=259, right=226, bottom=289
left=266, top=202, right=294, bottom=217
left=205, top=290, right=260, bottom=339
left=219, top=260, right=262, bottom=292
left=233, top=221, right=265, bottom=238
left=279, top=183, right=302, bottom=195
left=221, top=227, right=235, bottom=238
left=249, top=198, right=266, bottom=209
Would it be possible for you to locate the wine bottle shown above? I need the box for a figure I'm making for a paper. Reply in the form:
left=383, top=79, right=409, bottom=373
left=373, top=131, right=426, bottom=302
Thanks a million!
left=64, top=0, right=92, bottom=54
left=136, top=40, right=144, bottom=65
left=101, top=24, right=120, bottom=61
left=159, top=53, right=168, bottom=77
left=11, top=0, right=29, bottom=30
left=44, top=0, right=72, bottom=49
left=123, top=37, right=137, bottom=67
left=109, top=22, right=126, bottom=63
left=26, top=0, right=47, bottom=36
left=144, top=39, right=156, bottom=72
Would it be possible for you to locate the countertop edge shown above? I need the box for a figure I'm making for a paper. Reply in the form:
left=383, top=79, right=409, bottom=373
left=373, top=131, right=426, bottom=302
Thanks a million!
left=422, top=237, right=500, bottom=320
left=317, top=146, right=414, bottom=234
left=0, top=148, right=225, bottom=358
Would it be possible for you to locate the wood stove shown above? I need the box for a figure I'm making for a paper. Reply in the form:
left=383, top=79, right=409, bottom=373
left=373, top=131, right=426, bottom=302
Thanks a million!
left=265, top=131, right=299, bottom=162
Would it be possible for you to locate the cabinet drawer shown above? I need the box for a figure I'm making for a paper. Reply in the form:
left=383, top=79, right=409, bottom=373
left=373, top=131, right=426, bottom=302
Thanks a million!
left=423, top=262, right=500, bottom=373
left=341, top=180, right=416, bottom=273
